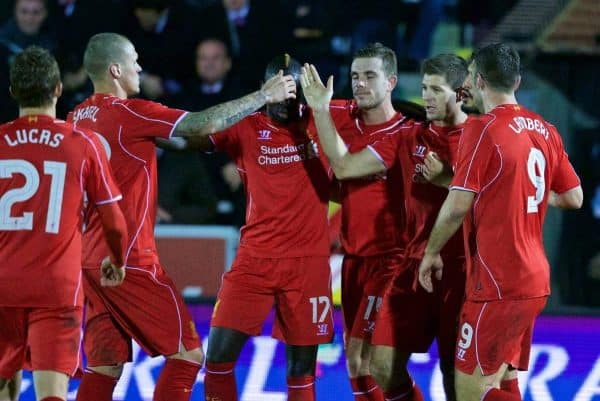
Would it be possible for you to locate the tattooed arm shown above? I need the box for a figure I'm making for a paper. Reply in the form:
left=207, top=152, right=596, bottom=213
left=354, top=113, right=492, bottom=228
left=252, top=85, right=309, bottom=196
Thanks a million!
left=173, top=71, right=296, bottom=149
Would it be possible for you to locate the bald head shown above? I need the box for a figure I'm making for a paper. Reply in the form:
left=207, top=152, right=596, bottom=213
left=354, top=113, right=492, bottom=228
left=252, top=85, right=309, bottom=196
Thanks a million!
left=83, top=33, right=133, bottom=82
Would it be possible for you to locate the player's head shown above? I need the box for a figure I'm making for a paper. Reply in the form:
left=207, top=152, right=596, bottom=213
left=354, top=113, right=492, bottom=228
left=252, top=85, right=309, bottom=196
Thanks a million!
left=84, top=33, right=142, bottom=96
left=10, top=45, right=61, bottom=109
left=351, top=43, right=398, bottom=110
left=420, top=54, right=468, bottom=123
left=466, top=43, right=521, bottom=112
left=264, top=53, right=303, bottom=124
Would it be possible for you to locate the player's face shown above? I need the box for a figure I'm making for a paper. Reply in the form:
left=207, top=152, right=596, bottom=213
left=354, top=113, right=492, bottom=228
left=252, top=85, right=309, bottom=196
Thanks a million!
left=119, top=43, right=142, bottom=96
left=461, top=62, right=484, bottom=114
left=266, top=97, right=301, bottom=124
left=421, top=73, right=456, bottom=123
left=351, top=57, right=394, bottom=110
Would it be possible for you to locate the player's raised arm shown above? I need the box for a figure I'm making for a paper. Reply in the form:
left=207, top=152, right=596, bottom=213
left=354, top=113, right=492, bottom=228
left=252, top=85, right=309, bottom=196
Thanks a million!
left=173, top=71, right=297, bottom=138
left=300, top=63, right=385, bottom=179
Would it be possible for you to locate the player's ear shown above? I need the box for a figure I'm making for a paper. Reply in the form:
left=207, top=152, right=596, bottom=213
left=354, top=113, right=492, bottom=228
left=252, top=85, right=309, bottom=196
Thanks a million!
left=54, top=82, right=63, bottom=98
left=513, top=75, right=522, bottom=92
left=388, top=74, right=398, bottom=91
left=8, top=86, right=15, bottom=100
left=109, top=63, right=121, bottom=79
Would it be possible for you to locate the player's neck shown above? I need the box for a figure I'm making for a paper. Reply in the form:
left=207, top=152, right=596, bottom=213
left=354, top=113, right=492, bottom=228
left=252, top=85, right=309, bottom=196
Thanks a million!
left=483, top=91, right=517, bottom=113
left=93, top=82, right=128, bottom=100
left=360, top=102, right=396, bottom=125
left=19, top=106, right=55, bottom=119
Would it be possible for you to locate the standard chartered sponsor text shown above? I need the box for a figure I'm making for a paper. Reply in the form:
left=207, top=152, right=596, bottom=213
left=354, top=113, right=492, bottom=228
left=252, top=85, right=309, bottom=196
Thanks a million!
left=258, top=143, right=312, bottom=165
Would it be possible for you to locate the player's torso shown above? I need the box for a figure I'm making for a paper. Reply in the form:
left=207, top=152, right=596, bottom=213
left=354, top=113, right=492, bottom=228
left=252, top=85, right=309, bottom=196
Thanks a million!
left=234, top=113, right=331, bottom=257
left=333, top=102, right=406, bottom=256
left=401, top=124, right=464, bottom=260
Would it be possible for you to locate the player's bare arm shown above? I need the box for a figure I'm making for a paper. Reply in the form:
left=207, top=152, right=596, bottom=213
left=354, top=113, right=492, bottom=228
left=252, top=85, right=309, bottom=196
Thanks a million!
left=96, top=202, right=127, bottom=286
left=423, top=151, right=453, bottom=187
left=300, top=63, right=385, bottom=179
left=173, top=71, right=297, bottom=140
left=548, top=186, right=583, bottom=209
left=418, top=189, right=474, bottom=292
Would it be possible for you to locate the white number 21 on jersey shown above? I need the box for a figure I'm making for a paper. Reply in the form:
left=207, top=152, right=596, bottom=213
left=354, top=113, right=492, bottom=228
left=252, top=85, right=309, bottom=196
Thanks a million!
left=0, top=159, right=66, bottom=233
left=527, top=148, right=546, bottom=213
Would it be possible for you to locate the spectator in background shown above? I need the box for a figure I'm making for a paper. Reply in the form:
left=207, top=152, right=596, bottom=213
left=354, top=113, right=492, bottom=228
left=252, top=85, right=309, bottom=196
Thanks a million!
left=124, top=0, right=201, bottom=100
left=197, top=0, right=293, bottom=92
left=169, top=38, right=242, bottom=111
left=0, top=0, right=57, bottom=122
left=166, top=37, right=246, bottom=226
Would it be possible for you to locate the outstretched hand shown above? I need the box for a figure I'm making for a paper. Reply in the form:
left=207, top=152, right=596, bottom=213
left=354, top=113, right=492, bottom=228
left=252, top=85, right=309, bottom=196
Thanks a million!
left=100, top=256, right=126, bottom=287
left=418, top=253, right=444, bottom=293
left=300, top=63, right=333, bottom=111
left=260, top=70, right=297, bottom=104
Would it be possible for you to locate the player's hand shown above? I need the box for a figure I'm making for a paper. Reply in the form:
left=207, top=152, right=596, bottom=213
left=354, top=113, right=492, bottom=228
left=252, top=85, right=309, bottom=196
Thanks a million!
left=260, top=70, right=297, bottom=104
left=300, top=63, right=333, bottom=111
left=100, top=256, right=126, bottom=287
left=423, top=152, right=443, bottom=181
left=418, top=252, right=443, bottom=293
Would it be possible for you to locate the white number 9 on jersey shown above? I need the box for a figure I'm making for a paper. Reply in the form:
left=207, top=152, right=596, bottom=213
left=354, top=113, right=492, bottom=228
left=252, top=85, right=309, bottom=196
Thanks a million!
left=527, top=148, right=546, bottom=213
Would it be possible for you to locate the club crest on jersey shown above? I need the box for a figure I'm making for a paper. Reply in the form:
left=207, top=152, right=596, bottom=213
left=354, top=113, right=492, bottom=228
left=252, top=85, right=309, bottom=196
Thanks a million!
left=413, top=145, right=426, bottom=158
left=257, top=129, right=272, bottom=140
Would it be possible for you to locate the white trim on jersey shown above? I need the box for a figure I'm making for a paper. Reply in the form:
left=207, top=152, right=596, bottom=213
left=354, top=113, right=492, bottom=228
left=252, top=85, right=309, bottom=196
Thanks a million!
left=461, top=115, right=496, bottom=188
left=116, top=125, right=151, bottom=264
left=74, top=127, right=120, bottom=201
left=169, top=111, right=189, bottom=139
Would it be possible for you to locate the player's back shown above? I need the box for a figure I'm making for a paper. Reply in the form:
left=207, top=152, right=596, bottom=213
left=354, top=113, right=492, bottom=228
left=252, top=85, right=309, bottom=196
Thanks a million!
left=0, top=115, right=114, bottom=307
left=71, top=94, right=185, bottom=267
left=459, top=104, right=575, bottom=300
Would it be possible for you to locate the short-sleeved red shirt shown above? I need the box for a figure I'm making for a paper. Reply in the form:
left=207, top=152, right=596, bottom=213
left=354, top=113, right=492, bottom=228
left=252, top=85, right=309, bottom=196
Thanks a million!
left=70, top=94, right=187, bottom=268
left=450, top=104, right=580, bottom=301
left=210, top=111, right=332, bottom=257
left=370, top=121, right=466, bottom=260
left=0, top=115, right=121, bottom=307
left=329, top=99, right=416, bottom=256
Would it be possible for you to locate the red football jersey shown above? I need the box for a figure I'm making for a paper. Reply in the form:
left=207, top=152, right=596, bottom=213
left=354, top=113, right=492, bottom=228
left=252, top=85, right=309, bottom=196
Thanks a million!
left=329, top=99, right=412, bottom=256
left=210, top=111, right=331, bottom=257
left=371, top=122, right=465, bottom=261
left=0, top=115, right=121, bottom=307
left=70, top=94, right=186, bottom=268
left=450, top=104, right=580, bottom=301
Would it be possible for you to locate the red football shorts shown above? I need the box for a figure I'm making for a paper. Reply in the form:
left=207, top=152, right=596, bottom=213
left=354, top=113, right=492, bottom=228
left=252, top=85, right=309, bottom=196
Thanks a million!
left=211, top=252, right=334, bottom=345
left=82, top=264, right=200, bottom=366
left=0, top=306, right=82, bottom=378
left=455, top=297, right=547, bottom=375
left=371, top=257, right=465, bottom=360
left=341, top=253, right=401, bottom=340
